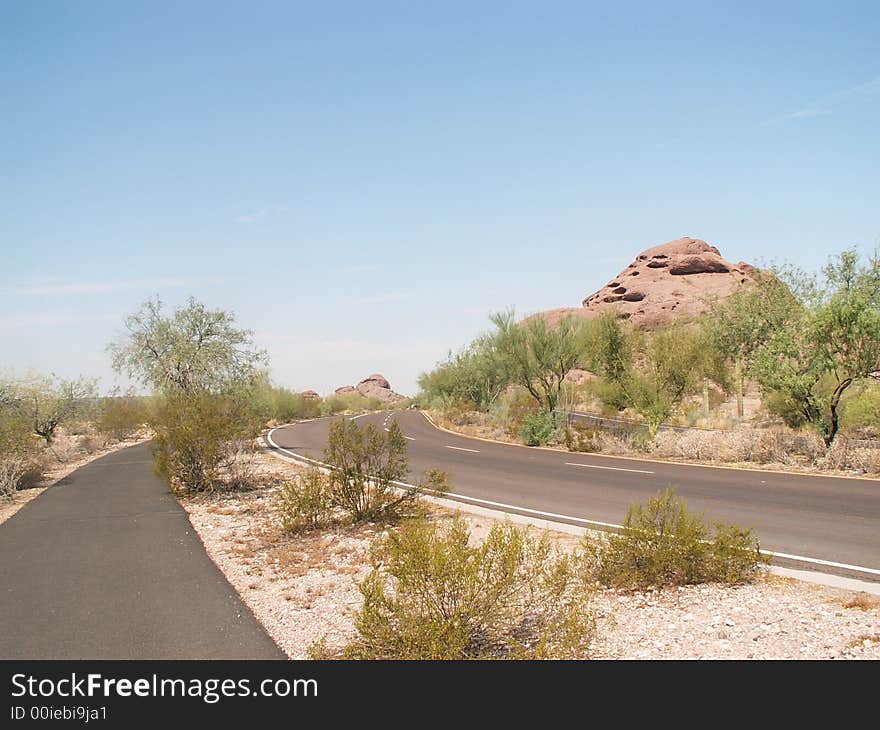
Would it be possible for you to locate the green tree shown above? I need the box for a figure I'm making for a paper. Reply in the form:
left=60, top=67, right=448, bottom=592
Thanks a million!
left=489, top=310, right=588, bottom=414
left=418, top=338, right=510, bottom=412
left=108, top=296, right=267, bottom=395
left=703, top=269, right=797, bottom=416
left=588, top=316, right=707, bottom=438
left=0, top=373, right=97, bottom=444
left=747, top=248, right=880, bottom=445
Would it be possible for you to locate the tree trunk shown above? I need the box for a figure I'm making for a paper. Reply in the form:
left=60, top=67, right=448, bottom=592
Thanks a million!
left=824, top=378, right=852, bottom=447
left=735, top=360, right=744, bottom=419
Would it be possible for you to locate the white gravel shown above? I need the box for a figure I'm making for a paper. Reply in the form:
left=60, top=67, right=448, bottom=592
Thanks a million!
left=180, top=448, right=880, bottom=660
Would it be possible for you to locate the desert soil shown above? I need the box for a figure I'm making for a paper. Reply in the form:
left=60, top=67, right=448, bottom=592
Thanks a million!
left=180, top=445, right=880, bottom=660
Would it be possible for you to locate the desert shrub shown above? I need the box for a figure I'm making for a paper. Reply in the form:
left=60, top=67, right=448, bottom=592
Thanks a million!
left=488, top=386, right=535, bottom=436
left=151, top=391, right=263, bottom=493
left=345, top=517, right=594, bottom=659
left=0, top=459, right=25, bottom=501
left=320, top=392, right=384, bottom=416
left=763, top=390, right=808, bottom=429
left=0, top=405, right=45, bottom=492
left=276, top=469, right=333, bottom=533
left=323, top=418, right=449, bottom=522
left=268, top=387, right=306, bottom=422
left=840, top=384, right=880, bottom=437
left=818, top=439, right=880, bottom=474
left=518, top=409, right=557, bottom=446
left=587, top=378, right=629, bottom=415
left=564, top=422, right=601, bottom=452
left=585, top=488, right=765, bottom=590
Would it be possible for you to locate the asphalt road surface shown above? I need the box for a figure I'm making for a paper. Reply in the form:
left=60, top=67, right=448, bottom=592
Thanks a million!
left=0, top=443, right=284, bottom=659
left=269, top=410, right=880, bottom=583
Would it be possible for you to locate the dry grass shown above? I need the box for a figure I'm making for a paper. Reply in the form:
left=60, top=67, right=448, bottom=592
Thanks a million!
left=842, top=593, right=880, bottom=611
left=847, top=633, right=880, bottom=648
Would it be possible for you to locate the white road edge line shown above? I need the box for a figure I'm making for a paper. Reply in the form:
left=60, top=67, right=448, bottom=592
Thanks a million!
left=566, top=462, right=654, bottom=475
left=265, top=426, right=880, bottom=580
left=444, top=445, right=480, bottom=453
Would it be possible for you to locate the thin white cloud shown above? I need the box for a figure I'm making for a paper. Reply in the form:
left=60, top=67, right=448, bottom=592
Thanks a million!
left=0, top=312, right=118, bottom=330
left=235, top=205, right=288, bottom=224
left=1, top=277, right=187, bottom=297
left=783, top=75, right=880, bottom=121
left=356, top=292, right=411, bottom=305
left=342, top=264, right=382, bottom=274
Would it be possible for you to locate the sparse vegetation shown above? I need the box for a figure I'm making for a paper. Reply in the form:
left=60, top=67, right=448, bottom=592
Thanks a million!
left=94, top=389, right=150, bottom=441
left=584, top=488, right=765, bottom=590
left=709, top=249, right=880, bottom=446
left=150, top=390, right=264, bottom=493
left=321, top=392, right=383, bottom=416
left=323, top=417, right=448, bottom=522
left=276, top=468, right=333, bottom=533
left=518, top=409, right=558, bottom=446
left=587, top=314, right=712, bottom=439
left=344, top=516, right=594, bottom=659
left=0, top=373, right=97, bottom=444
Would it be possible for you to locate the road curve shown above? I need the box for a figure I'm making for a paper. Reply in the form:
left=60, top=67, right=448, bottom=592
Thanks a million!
left=269, top=410, right=880, bottom=583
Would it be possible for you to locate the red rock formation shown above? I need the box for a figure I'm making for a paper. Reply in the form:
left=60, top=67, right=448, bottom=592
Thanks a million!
left=541, top=237, right=757, bottom=328
left=355, top=374, right=407, bottom=403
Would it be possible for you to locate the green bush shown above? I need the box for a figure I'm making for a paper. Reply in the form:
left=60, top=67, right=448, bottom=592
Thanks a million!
left=518, top=409, right=557, bottom=446
left=345, top=517, right=594, bottom=659
left=321, top=392, right=384, bottom=416
left=564, top=422, right=600, bottom=452
left=764, top=390, right=808, bottom=429
left=0, top=407, right=44, bottom=495
left=275, top=468, right=333, bottom=533
left=488, top=386, right=535, bottom=436
left=840, top=384, right=880, bottom=436
left=585, top=488, right=765, bottom=590
left=587, top=378, right=629, bottom=415
left=323, top=418, right=448, bottom=522
left=95, top=392, right=149, bottom=441
left=151, top=391, right=263, bottom=493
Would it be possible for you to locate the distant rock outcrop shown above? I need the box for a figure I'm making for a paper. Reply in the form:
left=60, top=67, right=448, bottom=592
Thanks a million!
left=300, top=390, right=321, bottom=400
left=356, top=374, right=407, bottom=403
left=334, top=385, right=357, bottom=395
left=541, top=237, right=758, bottom=328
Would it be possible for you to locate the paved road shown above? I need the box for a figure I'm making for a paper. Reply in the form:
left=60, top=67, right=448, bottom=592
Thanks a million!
left=0, top=443, right=284, bottom=659
left=269, top=411, right=880, bottom=583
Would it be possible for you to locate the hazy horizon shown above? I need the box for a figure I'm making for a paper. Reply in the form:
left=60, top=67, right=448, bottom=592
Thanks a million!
left=3, top=2, right=879, bottom=396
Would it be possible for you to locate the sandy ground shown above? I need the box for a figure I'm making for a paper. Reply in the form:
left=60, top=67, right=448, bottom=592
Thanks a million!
left=180, top=445, right=880, bottom=660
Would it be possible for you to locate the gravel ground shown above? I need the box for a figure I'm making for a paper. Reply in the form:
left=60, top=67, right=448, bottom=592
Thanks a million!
left=180, top=446, right=880, bottom=660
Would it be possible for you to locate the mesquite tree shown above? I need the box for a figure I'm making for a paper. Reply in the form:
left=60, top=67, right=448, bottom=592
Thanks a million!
left=108, top=296, right=267, bottom=395
left=747, top=249, right=880, bottom=446
left=489, top=310, right=588, bottom=414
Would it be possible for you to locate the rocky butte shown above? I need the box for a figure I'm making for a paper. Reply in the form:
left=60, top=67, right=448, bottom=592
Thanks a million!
left=541, top=237, right=758, bottom=328
left=333, top=374, right=407, bottom=403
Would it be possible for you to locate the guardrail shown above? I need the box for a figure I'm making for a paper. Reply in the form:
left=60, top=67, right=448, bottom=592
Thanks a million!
left=554, top=409, right=880, bottom=451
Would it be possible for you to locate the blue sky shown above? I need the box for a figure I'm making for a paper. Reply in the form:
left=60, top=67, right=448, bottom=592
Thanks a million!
left=2, top=1, right=878, bottom=395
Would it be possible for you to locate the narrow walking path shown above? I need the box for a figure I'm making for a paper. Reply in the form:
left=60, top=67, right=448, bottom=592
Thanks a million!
left=0, top=443, right=284, bottom=659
